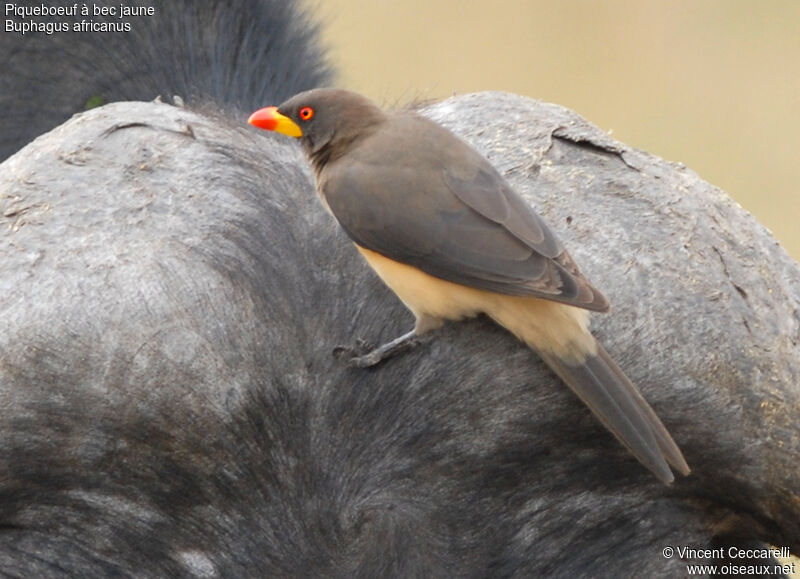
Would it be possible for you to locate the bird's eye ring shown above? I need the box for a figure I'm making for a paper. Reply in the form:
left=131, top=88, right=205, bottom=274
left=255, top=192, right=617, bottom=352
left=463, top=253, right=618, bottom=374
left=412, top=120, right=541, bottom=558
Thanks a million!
left=299, top=106, right=314, bottom=121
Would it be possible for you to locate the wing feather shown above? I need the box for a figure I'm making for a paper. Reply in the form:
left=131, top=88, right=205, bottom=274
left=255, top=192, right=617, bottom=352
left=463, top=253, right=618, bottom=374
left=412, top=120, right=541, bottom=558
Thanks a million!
left=319, top=113, right=609, bottom=311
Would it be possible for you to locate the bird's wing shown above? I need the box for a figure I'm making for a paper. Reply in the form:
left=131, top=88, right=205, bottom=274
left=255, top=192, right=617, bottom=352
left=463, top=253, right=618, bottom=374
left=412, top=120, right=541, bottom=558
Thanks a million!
left=320, top=115, right=608, bottom=311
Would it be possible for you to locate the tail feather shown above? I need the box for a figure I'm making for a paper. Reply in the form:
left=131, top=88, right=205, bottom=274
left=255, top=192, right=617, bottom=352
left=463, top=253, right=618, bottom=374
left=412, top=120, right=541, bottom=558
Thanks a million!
left=538, top=340, right=689, bottom=484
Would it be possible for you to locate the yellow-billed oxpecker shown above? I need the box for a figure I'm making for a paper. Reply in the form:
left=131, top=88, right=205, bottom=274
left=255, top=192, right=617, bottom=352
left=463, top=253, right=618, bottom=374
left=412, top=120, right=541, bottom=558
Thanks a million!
left=249, top=88, right=690, bottom=484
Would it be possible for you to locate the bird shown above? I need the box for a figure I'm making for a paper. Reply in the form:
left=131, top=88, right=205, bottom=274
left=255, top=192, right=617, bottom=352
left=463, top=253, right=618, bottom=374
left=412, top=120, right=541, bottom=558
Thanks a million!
left=248, top=88, right=690, bottom=484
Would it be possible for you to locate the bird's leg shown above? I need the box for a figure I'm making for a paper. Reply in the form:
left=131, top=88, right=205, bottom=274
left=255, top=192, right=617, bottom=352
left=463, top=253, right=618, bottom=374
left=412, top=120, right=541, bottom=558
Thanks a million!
left=348, top=329, right=420, bottom=368
left=336, top=314, right=443, bottom=368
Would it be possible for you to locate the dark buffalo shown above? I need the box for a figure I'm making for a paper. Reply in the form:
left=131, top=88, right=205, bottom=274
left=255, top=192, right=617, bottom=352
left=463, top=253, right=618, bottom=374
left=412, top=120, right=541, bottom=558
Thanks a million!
left=1, top=2, right=798, bottom=577
left=1, top=92, right=797, bottom=576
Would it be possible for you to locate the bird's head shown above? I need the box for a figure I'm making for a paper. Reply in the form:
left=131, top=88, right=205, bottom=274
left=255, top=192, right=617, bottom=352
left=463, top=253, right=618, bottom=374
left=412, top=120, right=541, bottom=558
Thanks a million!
left=249, top=88, right=386, bottom=164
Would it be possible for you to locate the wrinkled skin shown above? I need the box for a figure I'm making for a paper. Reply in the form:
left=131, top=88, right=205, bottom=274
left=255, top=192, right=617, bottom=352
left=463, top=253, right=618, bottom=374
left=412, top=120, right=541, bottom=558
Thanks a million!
left=1, top=92, right=797, bottom=577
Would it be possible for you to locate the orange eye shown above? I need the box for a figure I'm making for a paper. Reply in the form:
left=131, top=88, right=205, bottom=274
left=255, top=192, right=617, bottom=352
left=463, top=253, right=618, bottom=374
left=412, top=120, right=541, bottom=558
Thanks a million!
left=299, top=106, right=314, bottom=121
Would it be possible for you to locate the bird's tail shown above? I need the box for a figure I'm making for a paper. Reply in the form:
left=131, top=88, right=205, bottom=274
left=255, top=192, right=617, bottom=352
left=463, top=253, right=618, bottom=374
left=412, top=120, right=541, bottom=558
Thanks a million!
left=538, top=340, right=690, bottom=484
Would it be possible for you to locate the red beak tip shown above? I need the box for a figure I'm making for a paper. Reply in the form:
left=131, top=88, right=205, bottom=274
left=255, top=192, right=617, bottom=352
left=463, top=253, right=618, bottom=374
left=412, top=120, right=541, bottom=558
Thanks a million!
left=248, top=107, right=278, bottom=130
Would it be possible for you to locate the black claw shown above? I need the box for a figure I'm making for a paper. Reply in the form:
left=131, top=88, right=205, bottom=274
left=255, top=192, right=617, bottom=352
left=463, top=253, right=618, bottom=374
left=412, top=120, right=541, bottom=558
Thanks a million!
left=332, top=345, right=356, bottom=361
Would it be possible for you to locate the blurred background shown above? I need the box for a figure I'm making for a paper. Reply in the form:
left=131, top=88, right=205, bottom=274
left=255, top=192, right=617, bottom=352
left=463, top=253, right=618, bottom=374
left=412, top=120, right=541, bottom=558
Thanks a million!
left=315, top=0, right=799, bottom=259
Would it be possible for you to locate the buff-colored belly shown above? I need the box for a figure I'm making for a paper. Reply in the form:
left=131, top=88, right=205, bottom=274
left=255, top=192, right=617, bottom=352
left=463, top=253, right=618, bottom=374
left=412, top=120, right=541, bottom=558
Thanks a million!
left=355, top=245, right=597, bottom=362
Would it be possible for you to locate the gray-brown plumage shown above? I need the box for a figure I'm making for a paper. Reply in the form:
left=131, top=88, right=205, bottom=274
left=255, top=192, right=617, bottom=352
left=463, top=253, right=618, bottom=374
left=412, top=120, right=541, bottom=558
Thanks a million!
left=248, top=88, right=690, bottom=484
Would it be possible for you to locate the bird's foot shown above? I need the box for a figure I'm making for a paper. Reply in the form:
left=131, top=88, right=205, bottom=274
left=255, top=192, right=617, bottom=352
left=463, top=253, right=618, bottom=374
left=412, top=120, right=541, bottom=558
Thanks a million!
left=332, top=330, right=420, bottom=368
left=332, top=339, right=374, bottom=363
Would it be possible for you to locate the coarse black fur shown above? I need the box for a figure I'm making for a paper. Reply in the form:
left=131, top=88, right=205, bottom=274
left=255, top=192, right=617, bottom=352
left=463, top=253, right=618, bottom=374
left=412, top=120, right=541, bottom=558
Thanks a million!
left=0, top=0, right=331, bottom=160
